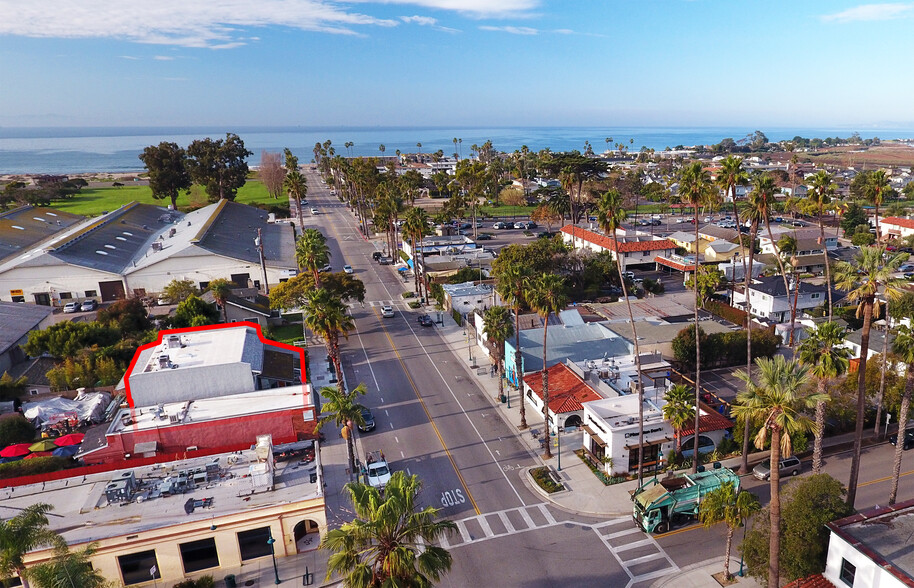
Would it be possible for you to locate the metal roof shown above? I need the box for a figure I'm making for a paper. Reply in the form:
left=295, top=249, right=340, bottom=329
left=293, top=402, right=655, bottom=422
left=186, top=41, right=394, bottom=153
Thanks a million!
left=0, top=206, right=84, bottom=264
left=192, top=200, right=295, bottom=268
left=0, top=301, right=53, bottom=356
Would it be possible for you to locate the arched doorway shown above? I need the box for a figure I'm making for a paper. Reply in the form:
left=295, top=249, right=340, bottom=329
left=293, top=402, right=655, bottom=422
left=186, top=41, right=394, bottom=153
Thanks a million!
left=293, top=519, right=321, bottom=552
left=563, top=414, right=582, bottom=429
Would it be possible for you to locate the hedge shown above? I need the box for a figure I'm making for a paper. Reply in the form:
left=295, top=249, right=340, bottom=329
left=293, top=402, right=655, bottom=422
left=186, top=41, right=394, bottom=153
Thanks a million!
left=0, top=456, right=69, bottom=480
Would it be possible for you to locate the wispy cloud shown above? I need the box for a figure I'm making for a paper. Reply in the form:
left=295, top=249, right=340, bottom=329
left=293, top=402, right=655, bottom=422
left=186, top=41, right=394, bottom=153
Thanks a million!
left=0, top=0, right=400, bottom=48
left=153, top=55, right=175, bottom=61
left=400, top=15, right=460, bottom=33
left=479, top=25, right=538, bottom=35
left=822, top=2, right=914, bottom=22
left=355, top=0, right=540, bottom=18
left=119, top=55, right=141, bottom=60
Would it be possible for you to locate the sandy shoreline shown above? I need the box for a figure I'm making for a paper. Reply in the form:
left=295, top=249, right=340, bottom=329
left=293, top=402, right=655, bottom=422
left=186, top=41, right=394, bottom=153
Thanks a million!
left=0, top=171, right=147, bottom=186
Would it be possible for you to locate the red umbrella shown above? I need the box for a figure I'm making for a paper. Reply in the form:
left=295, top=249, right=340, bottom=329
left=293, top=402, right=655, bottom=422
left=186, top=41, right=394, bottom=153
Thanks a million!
left=0, top=444, right=33, bottom=458
left=25, top=452, right=53, bottom=459
left=54, top=433, right=85, bottom=447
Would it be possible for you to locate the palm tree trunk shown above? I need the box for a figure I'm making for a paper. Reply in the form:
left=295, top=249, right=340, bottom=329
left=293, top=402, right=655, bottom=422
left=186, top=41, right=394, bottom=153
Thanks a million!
left=497, top=352, right=505, bottom=403
left=765, top=218, right=793, bottom=337
left=515, top=306, right=527, bottom=430
left=297, top=196, right=305, bottom=239
left=788, top=270, right=800, bottom=348
left=692, top=203, right=702, bottom=474
left=542, top=320, right=552, bottom=459
left=768, top=426, right=782, bottom=588
left=875, top=302, right=890, bottom=440
left=889, top=365, right=913, bottom=505
left=331, top=339, right=345, bottom=394
left=724, top=526, right=734, bottom=580
left=875, top=202, right=881, bottom=242
left=847, top=298, right=874, bottom=509
left=819, top=205, right=833, bottom=321
left=346, top=428, right=356, bottom=477
left=740, top=222, right=759, bottom=475
left=813, top=393, right=826, bottom=474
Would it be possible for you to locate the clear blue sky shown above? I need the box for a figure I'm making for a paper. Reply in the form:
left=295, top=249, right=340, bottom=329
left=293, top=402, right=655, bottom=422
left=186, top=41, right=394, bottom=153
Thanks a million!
left=1, top=1, right=911, bottom=128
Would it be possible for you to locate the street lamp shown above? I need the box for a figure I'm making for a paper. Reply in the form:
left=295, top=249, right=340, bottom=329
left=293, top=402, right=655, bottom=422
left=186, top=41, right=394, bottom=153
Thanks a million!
left=267, top=530, right=281, bottom=584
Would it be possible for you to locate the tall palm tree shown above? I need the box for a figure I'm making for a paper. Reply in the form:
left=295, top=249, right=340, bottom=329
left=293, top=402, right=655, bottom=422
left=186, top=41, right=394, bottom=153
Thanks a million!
left=304, top=288, right=354, bottom=389
left=597, top=189, right=647, bottom=483
left=678, top=161, right=720, bottom=472
left=317, top=384, right=368, bottom=476
left=698, top=482, right=761, bottom=582
left=27, top=542, right=112, bottom=588
left=207, top=278, right=232, bottom=323
left=284, top=148, right=308, bottom=233
left=403, top=207, right=431, bottom=300
left=662, top=383, right=695, bottom=454
left=322, top=471, right=457, bottom=587
left=296, top=228, right=331, bottom=286
left=889, top=324, right=914, bottom=505
left=797, top=321, right=851, bottom=473
left=807, top=170, right=838, bottom=320
left=495, top=264, right=532, bottom=429
left=0, top=503, right=64, bottom=588
left=776, top=234, right=801, bottom=347
left=482, top=306, right=514, bottom=405
left=733, top=356, right=819, bottom=588
left=751, top=174, right=792, bottom=313
left=833, top=246, right=908, bottom=508
left=525, top=273, right=568, bottom=460
left=864, top=169, right=891, bottom=242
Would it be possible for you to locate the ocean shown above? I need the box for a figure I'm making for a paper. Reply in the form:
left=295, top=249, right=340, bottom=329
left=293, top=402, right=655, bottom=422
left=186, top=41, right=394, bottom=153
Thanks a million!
left=2, top=125, right=914, bottom=175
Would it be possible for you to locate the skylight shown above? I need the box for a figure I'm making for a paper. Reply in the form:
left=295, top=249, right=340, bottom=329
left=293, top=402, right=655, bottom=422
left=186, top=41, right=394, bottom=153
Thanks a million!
left=11, top=226, right=24, bottom=230
left=95, top=250, right=108, bottom=256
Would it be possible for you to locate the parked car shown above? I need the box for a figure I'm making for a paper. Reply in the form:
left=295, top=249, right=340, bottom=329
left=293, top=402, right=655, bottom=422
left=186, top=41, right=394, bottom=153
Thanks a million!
left=524, top=221, right=537, bottom=229
left=358, top=407, right=376, bottom=432
left=650, top=219, right=661, bottom=226
left=752, top=456, right=802, bottom=480
left=80, top=299, right=98, bottom=312
left=512, top=222, right=526, bottom=229
left=62, top=301, right=80, bottom=313
left=343, top=264, right=354, bottom=274
left=320, top=264, right=332, bottom=273
left=904, top=272, right=914, bottom=280
left=418, top=314, right=434, bottom=327
left=493, top=222, right=507, bottom=229
left=475, top=233, right=493, bottom=241
left=890, top=429, right=914, bottom=450
left=537, top=231, right=556, bottom=239
left=157, top=295, right=171, bottom=306
left=377, top=256, right=394, bottom=265
left=372, top=251, right=383, bottom=261
left=381, top=305, right=395, bottom=318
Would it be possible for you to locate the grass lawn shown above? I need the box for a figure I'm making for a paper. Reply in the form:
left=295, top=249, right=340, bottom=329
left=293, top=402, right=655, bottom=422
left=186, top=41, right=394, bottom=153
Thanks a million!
left=265, top=323, right=306, bottom=345
left=479, top=205, right=536, bottom=217
left=46, top=180, right=283, bottom=217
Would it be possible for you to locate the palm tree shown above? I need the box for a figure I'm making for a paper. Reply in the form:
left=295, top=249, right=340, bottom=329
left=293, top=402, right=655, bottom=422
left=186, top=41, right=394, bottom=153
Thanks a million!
left=776, top=234, right=801, bottom=347
left=0, top=503, right=65, bottom=588
left=597, top=189, right=647, bottom=483
left=797, top=322, right=851, bottom=473
left=751, top=174, right=792, bottom=314
left=864, top=169, right=891, bottom=241
left=733, top=356, right=819, bottom=588
left=317, top=384, right=368, bottom=477
left=698, top=482, right=761, bottom=582
left=717, top=155, right=750, bottom=276
left=296, top=228, right=331, bottom=285
left=207, top=278, right=232, bottom=323
left=678, top=161, right=720, bottom=472
left=322, top=471, right=457, bottom=587
left=525, top=273, right=568, bottom=460
left=403, top=207, right=431, bottom=300
left=304, top=288, right=354, bottom=389
left=807, top=170, right=838, bottom=320
left=834, top=246, right=908, bottom=507
left=284, top=148, right=308, bottom=233
left=482, top=306, right=514, bottom=405
left=889, top=324, right=914, bottom=505
left=27, top=542, right=112, bottom=588
left=661, top=384, right=695, bottom=454
left=495, top=265, right=532, bottom=429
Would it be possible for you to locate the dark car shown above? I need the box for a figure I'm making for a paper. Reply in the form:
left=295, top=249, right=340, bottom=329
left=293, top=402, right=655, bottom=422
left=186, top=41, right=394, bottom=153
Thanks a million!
left=372, top=251, right=383, bottom=261
left=890, top=429, right=914, bottom=450
left=524, top=221, right=537, bottom=229
left=537, top=231, right=556, bottom=239
left=418, top=314, right=434, bottom=327
left=475, top=233, right=493, bottom=241
left=358, top=407, right=376, bottom=432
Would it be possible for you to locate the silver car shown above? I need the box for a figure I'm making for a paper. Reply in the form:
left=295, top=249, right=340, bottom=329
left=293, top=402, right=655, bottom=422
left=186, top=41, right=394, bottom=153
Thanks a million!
left=381, top=305, right=395, bottom=318
left=752, top=456, right=802, bottom=480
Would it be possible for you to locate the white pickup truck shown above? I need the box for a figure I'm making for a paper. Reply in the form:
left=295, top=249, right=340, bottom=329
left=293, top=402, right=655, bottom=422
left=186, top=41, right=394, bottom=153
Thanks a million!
left=364, top=451, right=391, bottom=490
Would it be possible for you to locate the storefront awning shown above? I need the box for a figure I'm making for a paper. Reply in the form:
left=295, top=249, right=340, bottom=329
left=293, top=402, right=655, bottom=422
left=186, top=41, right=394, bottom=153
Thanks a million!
left=624, top=437, right=672, bottom=450
left=582, top=425, right=606, bottom=447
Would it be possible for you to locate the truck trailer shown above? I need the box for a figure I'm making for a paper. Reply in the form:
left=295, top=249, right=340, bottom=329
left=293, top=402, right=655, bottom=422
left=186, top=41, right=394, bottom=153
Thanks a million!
left=632, top=468, right=740, bottom=533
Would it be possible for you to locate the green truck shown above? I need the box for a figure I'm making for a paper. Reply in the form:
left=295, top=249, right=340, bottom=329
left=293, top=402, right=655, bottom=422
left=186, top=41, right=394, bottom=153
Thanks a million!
left=632, top=468, right=740, bottom=533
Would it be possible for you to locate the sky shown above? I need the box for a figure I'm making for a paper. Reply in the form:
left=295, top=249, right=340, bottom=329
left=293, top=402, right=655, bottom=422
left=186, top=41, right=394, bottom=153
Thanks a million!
left=1, top=1, right=912, bottom=129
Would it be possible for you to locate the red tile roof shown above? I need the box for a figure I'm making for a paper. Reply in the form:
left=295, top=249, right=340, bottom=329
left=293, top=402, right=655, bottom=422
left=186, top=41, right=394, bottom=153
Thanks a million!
left=882, top=216, right=914, bottom=230
left=654, top=256, right=696, bottom=272
left=561, top=225, right=676, bottom=253
left=523, top=363, right=602, bottom=414
left=676, top=404, right=733, bottom=437
left=784, top=575, right=837, bottom=588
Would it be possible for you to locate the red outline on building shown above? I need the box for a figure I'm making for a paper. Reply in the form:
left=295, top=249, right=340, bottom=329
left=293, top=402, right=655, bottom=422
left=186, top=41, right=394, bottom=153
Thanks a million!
left=123, top=322, right=306, bottom=409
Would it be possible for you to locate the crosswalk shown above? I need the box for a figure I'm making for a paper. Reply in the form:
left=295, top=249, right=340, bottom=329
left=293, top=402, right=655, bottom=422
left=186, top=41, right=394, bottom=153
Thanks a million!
left=436, top=503, right=680, bottom=588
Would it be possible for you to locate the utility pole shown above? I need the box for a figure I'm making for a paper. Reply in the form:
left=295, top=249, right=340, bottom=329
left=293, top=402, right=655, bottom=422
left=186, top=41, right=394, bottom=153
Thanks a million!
left=255, top=228, right=270, bottom=294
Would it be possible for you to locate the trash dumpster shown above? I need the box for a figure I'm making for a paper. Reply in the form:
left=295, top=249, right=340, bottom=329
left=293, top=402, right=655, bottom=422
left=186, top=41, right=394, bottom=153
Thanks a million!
left=224, top=574, right=237, bottom=588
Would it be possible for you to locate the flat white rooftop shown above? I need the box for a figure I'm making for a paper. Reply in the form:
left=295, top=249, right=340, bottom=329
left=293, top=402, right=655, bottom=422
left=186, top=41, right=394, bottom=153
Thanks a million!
left=141, top=327, right=259, bottom=374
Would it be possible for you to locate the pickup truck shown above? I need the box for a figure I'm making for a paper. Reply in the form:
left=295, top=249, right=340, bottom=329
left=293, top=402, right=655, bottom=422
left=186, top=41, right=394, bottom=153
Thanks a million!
left=364, top=450, right=391, bottom=490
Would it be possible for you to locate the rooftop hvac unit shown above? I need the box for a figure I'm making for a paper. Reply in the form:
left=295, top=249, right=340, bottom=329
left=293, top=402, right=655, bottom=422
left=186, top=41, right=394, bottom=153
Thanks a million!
left=151, top=241, right=163, bottom=251
left=166, top=334, right=182, bottom=348
left=157, top=354, right=171, bottom=370
left=169, top=414, right=180, bottom=424
left=168, top=228, right=176, bottom=238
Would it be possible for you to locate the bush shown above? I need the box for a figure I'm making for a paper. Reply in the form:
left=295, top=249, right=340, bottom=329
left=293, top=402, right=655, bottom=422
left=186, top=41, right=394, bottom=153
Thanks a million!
left=673, top=325, right=780, bottom=370
left=642, top=278, right=665, bottom=295
left=529, top=466, right=564, bottom=493
left=173, top=577, right=215, bottom=588
left=703, top=299, right=747, bottom=326
left=401, top=291, right=415, bottom=299
left=851, top=231, right=875, bottom=246
left=0, top=414, right=35, bottom=447
left=451, top=308, right=463, bottom=325
left=0, top=456, right=68, bottom=480
left=407, top=301, right=421, bottom=309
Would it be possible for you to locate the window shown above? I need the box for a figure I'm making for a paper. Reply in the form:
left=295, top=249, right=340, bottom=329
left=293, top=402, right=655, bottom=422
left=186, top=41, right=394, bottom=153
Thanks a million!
left=643, top=250, right=650, bottom=256
left=118, top=550, right=160, bottom=585
left=238, top=527, right=273, bottom=561
left=811, top=293, right=821, bottom=299
left=84, top=290, right=98, bottom=297
left=59, top=292, right=73, bottom=300
left=180, top=538, right=219, bottom=573
left=839, top=558, right=856, bottom=586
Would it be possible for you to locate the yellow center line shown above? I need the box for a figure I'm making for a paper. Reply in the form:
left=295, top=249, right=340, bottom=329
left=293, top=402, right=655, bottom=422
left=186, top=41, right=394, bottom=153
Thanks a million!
left=373, top=306, right=481, bottom=516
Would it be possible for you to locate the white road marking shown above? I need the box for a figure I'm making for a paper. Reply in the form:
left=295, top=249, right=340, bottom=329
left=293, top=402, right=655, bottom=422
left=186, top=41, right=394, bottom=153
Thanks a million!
left=477, top=514, right=494, bottom=538
left=394, top=436, right=399, bottom=444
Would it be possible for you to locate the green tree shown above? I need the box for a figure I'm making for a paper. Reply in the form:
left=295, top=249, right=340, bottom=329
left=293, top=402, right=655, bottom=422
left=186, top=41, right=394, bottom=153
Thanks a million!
left=317, top=384, right=367, bottom=477
left=0, top=414, right=35, bottom=447
left=27, top=542, right=113, bottom=588
left=662, top=384, right=695, bottom=453
left=482, top=306, right=514, bottom=405
left=0, top=503, right=65, bottom=588
left=304, top=289, right=354, bottom=390
left=95, top=298, right=152, bottom=335
left=797, top=322, right=851, bottom=473
left=0, top=372, right=27, bottom=401
left=525, top=273, right=568, bottom=460
left=161, top=278, right=199, bottom=303
left=186, top=133, right=252, bottom=203
left=269, top=272, right=365, bottom=311
left=733, top=356, right=821, bottom=588
left=138, top=141, right=191, bottom=210
left=833, top=246, right=908, bottom=507
left=403, top=207, right=432, bottom=299
left=864, top=169, right=891, bottom=241
left=751, top=174, right=792, bottom=319
left=23, top=322, right=119, bottom=359
left=839, top=202, right=868, bottom=237
left=806, top=170, right=838, bottom=319
left=206, top=278, right=232, bottom=324
left=890, top=324, right=914, bottom=505
left=494, top=264, right=532, bottom=429
left=678, top=161, right=720, bottom=472
left=699, top=482, right=760, bottom=581
left=172, top=294, right=219, bottom=328
left=284, top=148, right=308, bottom=233
left=684, top=265, right=726, bottom=307
left=296, top=229, right=331, bottom=285
left=322, top=471, right=457, bottom=587
left=596, top=188, right=647, bottom=483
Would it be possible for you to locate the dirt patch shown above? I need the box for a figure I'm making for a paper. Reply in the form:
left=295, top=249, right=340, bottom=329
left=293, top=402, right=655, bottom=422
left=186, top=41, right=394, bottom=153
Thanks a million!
left=712, top=571, right=739, bottom=586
